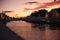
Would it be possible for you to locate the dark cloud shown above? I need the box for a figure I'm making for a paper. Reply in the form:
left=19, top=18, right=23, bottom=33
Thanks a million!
left=25, top=1, right=39, bottom=4
left=3, top=11, right=13, bottom=13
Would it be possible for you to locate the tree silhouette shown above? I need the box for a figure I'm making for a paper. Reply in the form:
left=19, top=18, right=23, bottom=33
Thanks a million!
left=38, top=9, right=48, bottom=17
left=57, top=8, right=60, bottom=16
left=48, top=8, right=59, bottom=18
left=30, top=9, right=48, bottom=18
left=30, top=11, right=39, bottom=17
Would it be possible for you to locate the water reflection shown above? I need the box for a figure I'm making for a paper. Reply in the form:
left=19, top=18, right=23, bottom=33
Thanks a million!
left=31, top=23, right=46, bottom=31
left=7, top=21, right=60, bottom=31
left=6, top=21, right=60, bottom=40
left=31, top=22, right=60, bottom=30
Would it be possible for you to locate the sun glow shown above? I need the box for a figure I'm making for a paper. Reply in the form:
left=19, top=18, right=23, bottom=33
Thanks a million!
left=6, top=10, right=32, bottom=18
left=2, top=0, right=60, bottom=18
left=46, top=5, right=60, bottom=12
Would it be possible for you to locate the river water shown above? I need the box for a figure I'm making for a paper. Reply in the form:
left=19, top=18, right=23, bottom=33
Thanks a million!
left=6, top=20, right=60, bottom=40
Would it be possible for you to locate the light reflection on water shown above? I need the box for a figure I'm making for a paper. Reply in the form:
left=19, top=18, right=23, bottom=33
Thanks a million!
left=6, top=21, right=32, bottom=31
left=6, top=21, right=60, bottom=40
left=6, top=21, right=46, bottom=40
left=6, top=20, right=47, bottom=31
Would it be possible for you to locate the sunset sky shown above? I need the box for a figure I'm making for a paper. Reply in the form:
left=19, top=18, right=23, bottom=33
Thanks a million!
left=0, top=0, right=60, bottom=18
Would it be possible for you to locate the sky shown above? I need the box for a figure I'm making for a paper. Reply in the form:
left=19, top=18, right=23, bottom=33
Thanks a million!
left=0, top=0, right=60, bottom=18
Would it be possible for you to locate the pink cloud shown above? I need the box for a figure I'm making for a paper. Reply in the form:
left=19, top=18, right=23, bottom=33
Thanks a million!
left=32, top=1, right=60, bottom=10
left=25, top=1, right=60, bottom=11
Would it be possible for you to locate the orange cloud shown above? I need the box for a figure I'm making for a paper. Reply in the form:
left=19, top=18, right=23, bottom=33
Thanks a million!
left=25, top=1, right=39, bottom=5
left=33, top=1, right=60, bottom=10
left=25, top=1, right=60, bottom=11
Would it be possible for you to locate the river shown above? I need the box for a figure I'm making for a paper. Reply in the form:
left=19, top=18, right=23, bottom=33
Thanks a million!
left=5, top=20, right=60, bottom=40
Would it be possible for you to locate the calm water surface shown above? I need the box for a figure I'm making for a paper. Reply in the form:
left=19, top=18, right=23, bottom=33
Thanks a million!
left=6, top=21, right=60, bottom=40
